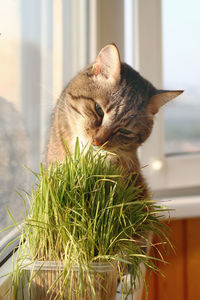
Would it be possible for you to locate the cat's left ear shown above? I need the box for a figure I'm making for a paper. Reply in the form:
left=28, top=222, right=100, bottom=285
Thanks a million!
left=147, top=90, right=184, bottom=115
left=92, top=44, right=121, bottom=84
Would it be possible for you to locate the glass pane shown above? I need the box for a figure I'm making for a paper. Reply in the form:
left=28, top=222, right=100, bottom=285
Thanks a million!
left=162, top=0, right=200, bottom=155
left=0, top=1, right=43, bottom=241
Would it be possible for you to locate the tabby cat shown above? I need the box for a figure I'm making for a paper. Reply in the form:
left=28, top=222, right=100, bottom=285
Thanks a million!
left=47, top=44, right=182, bottom=197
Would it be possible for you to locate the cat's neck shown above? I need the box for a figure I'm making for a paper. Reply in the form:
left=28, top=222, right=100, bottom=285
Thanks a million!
left=119, top=151, right=140, bottom=173
left=118, top=151, right=149, bottom=199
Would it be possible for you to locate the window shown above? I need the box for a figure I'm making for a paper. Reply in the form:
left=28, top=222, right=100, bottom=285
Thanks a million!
left=163, top=0, right=200, bottom=155
left=0, top=0, right=97, bottom=251
left=137, top=0, right=200, bottom=194
left=0, top=0, right=33, bottom=241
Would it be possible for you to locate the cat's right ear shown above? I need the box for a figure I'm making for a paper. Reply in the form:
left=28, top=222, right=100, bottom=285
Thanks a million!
left=147, top=90, right=184, bottom=115
left=92, top=44, right=121, bottom=84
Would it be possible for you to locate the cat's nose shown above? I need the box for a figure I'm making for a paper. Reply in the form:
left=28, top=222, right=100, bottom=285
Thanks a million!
left=93, top=127, right=111, bottom=146
left=93, top=137, right=102, bottom=146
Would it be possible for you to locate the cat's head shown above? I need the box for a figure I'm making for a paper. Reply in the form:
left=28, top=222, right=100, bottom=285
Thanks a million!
left=64, top=44, right=183, bottom=157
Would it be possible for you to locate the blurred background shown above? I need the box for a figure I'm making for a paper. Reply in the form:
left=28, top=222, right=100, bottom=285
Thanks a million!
left=0, top=1, right=200, bottom=298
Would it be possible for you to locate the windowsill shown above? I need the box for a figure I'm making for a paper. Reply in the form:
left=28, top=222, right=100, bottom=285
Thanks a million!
left=157, top=195, right=200, bottom=219
left=0, top=252, right=17, bottom=299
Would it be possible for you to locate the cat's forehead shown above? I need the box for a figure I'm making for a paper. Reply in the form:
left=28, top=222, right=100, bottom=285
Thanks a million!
left=95, top=85, right=143, bottom=116
left=96, top=65, right=153, bottom=108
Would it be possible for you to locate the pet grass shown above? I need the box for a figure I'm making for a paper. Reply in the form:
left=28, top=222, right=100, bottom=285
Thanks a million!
left=3, top=140, right=171, bottom=299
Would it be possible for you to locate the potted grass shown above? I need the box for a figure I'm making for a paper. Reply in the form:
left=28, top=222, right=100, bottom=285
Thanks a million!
left=7, top=140, right=170, bottom=299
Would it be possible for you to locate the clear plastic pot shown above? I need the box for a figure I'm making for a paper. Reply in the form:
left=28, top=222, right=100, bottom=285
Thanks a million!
left=22, top=260, right=118, bottom=300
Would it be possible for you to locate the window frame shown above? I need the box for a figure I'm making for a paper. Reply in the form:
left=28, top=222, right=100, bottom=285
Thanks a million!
left=135, top=0, right=200, bottom=193
left=0, top=228, right=21, bottom=267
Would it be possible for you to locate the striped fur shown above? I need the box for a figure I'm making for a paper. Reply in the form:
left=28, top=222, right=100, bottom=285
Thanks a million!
left=46, top=44, right=183, bottom=198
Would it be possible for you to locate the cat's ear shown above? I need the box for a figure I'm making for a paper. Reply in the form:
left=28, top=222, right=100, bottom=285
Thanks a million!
left=92, top=44, right=121, bottom=83
left=147, top=90, right=184, bottom=115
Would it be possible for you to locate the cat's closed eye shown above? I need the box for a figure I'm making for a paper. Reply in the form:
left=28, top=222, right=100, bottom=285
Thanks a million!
left=118, top=128, right=132, bottom=135
left=95, top=103, right=104, bottom=118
